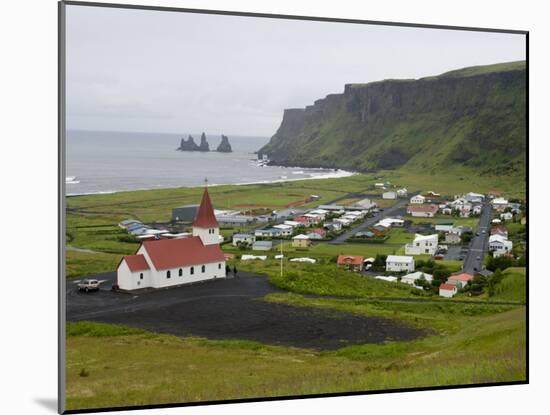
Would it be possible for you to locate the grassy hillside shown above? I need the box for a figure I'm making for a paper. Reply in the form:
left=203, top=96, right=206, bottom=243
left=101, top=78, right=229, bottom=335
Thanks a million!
left=259, top=61, right=526, bottom=180
left=65, top=304, right=525, bottom=410
left=491, top=267, right=527, bottom=303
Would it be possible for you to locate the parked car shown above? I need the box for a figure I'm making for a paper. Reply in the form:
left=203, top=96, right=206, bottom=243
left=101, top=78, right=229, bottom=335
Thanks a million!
left=434, top=254, right=444, bottom=260
left=77, top=279, right=102, bottom=292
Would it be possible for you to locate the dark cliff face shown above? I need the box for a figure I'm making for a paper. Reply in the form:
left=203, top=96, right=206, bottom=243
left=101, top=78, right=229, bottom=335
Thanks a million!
left=259, top=61, right=526, bottom=175
left=216, top=135, right=232, bottom=152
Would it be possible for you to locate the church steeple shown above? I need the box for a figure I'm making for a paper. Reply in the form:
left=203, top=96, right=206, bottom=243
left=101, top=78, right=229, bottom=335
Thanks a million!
left=192, top=179, right=220, bottom=245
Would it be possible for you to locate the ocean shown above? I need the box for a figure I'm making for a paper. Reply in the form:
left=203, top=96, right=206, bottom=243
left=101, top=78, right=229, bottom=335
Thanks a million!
left=65, top=130, right=353, bottom=195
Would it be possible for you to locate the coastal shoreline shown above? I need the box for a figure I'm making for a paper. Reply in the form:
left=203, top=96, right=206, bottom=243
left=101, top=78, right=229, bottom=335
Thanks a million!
left=66, top=168, right=357, bottom=197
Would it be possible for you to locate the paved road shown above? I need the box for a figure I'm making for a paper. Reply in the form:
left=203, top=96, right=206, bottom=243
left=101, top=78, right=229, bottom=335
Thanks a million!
left=463, top=202, right=492, bottom=274
left=329, top=198, right=409, bottom=244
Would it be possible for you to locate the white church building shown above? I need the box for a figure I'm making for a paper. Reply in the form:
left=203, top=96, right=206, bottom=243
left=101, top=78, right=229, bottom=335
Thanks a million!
left=117, top=187, right=226, bottom=290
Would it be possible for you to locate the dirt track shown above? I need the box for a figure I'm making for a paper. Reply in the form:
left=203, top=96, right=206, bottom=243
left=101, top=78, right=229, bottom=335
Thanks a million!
left=66, top=273, right=426, bottom=350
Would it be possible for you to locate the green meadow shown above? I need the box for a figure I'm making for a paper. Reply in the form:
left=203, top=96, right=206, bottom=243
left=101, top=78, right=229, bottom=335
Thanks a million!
left=66, top=302, right=525, bottom=410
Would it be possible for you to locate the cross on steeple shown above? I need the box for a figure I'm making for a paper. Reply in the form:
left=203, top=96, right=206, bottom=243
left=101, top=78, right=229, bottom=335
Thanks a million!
left=204, top=177, right=208, bottom=188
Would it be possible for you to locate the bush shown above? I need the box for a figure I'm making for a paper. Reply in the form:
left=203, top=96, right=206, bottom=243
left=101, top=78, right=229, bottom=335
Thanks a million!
left=79, top=368, right=90, bottom=377
left=486, top=255, right=515, bottom=272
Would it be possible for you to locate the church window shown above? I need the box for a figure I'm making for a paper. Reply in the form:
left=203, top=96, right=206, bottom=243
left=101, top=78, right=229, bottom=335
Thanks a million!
left=190, top=267, right=194, bottom=275
left=140, top=273, right=143, bottom=280
left=201, top=265, right=206, bottom=273
left=166, top=270, right=171, bottom=279
left=179, top=268, right=183, bottom=277
left=218, top=263, right=221, bottom=269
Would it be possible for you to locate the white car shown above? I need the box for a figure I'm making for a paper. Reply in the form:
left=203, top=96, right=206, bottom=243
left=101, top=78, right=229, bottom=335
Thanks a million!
left=77, top=279, right=102, bottom=292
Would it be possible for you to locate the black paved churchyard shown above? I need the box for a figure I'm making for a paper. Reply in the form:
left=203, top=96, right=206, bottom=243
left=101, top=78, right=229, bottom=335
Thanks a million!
left=66, top=272, right=426, bottom=350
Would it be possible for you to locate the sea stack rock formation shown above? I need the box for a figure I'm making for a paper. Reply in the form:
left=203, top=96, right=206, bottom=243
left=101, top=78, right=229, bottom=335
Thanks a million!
left=177, top=135, right=200, bottom=151
left=198, top=132, right=210, bottom=152
left=216, top=135, right=232, bottom=152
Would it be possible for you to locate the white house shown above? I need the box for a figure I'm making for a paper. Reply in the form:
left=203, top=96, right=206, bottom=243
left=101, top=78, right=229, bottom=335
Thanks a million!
left=232, top=233, right=255, bottom=247
left=464, top=192, right=485, bottom=203
left=500, top=212, right=514, bottom=221
left=375, top=183, right=385, bottom=188
left=117, top=187, right=225, bottom=290
left=397, top=188, right=408, bottom=197
left=284, top=220, right=301, bottom=228
left=382, top=191, right=397, bottom=200
left=334, top=217, right=352, bottom=226
left=434, top=222, right=454, bottom=232
left=272, top=224, right=293, bottom=236
left=401, top=271, right=433, bottom=286
left=252, top=241, right=273, bottom=251
left=324, top=221, right=342, bottom=231
left=386, top=255, right=415, bottom=272
left=255, top=228, right=283, bottom=238
left=350, top=198, right=376, bottom=210
left=405, top=234, right=439, bottom=255
left=489, top=234, right=513, bottom=257
left=377, top=217, right=405, bottom=228
left=439, top=283, right=458, bottom=298
left=491, top=198, right=509, bottom=211
left=410, top=194, right=426, bottom=204
left=407, top=204, right=438, bottom=217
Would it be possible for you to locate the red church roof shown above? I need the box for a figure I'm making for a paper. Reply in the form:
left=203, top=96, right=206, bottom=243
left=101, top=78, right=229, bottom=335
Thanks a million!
left=143, top=236, right=224, bottom=271
left=439, top=283, right=457, bottom=291
left=122, top=254, right=150, bottom=272
left=193, top=188, right=219, bottom=228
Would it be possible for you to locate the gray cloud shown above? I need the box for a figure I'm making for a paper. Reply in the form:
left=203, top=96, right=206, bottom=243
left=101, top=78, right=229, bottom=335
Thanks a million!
left=65, top=5, right=526, bottom=136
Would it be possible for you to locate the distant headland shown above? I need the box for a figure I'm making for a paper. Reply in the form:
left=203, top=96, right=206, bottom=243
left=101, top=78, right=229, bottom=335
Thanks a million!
left=176, top=133, right=232, bottom=153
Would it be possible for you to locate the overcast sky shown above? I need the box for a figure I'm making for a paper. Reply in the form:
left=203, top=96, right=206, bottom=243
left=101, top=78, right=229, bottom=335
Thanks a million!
left=65, top=5, right=526, bottom=137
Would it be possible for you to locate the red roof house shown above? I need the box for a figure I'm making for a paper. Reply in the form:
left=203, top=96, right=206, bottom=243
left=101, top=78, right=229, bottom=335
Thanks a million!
left=308, top=228, right=327, bottom=237
left=448, top=273, right=474, bottom=289
left=337, top=255, right=364, bottom=272
left=439, top=283, right=458, bottom=298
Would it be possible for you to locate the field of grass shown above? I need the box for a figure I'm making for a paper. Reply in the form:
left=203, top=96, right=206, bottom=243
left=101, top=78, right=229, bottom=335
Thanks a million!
left=407, top=215, right=480, bottom=229
left=371, top=198, right=398, bottom=208
left=66, top=176, right=378, bottom=222
left=385, top=228, right=415, bottom=245
left=237, top=261, right=426, bottom=298
left=380, top=168, right=526, bottom=200
left=491, top=267, right=527, bottom=303
left=66, top=250, right=122, bottom=279
left=66, top=302, right=526, bottom=410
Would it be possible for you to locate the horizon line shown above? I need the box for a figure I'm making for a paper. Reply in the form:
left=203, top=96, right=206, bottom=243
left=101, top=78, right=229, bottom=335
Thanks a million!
left=66, top=128, right=272, bottom=138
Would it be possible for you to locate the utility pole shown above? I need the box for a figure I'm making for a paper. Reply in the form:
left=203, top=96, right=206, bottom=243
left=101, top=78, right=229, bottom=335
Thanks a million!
left=280, top=238, right=283, bottom=277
